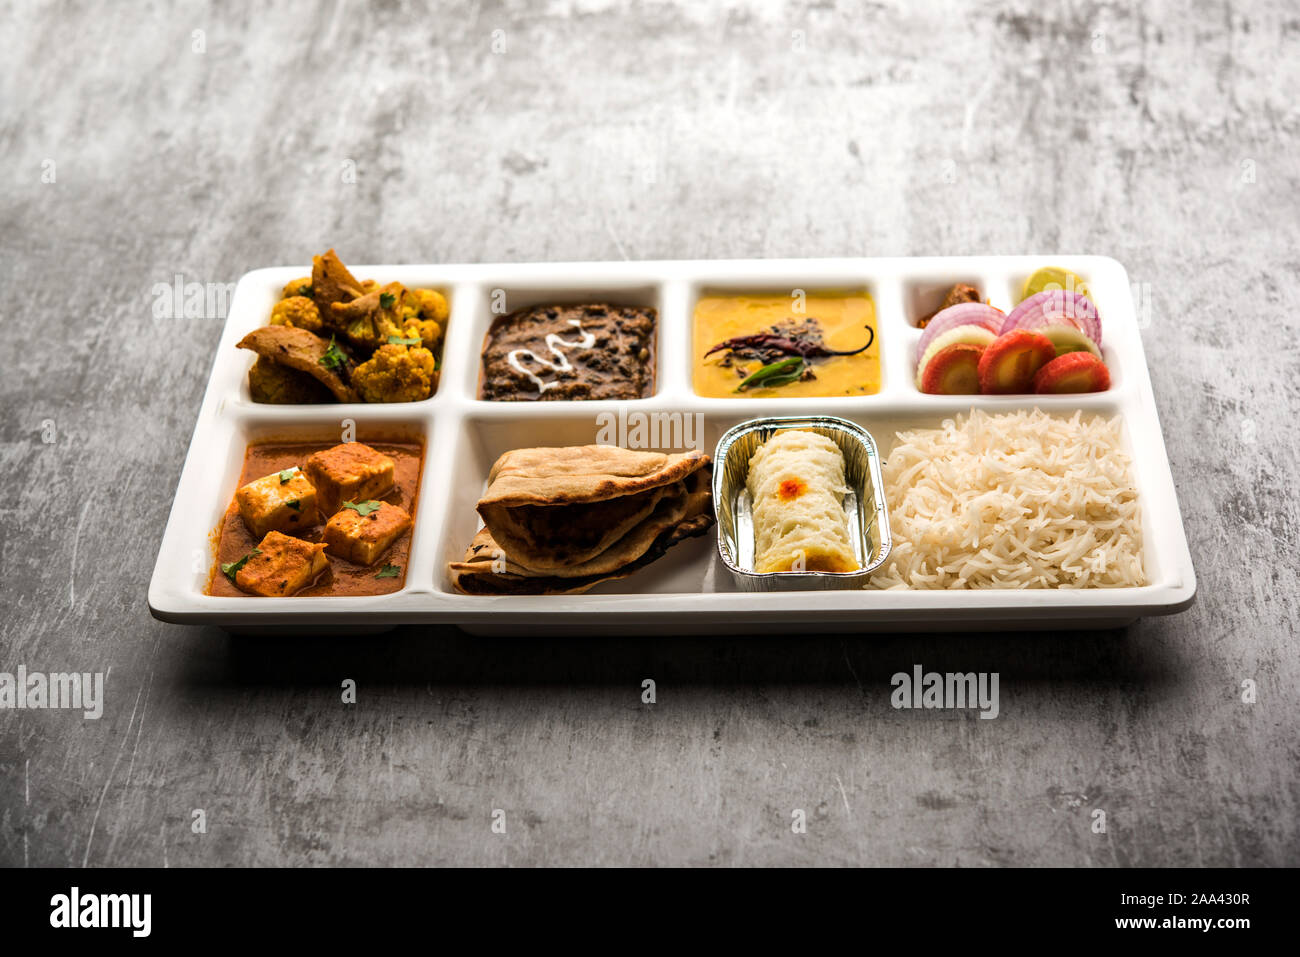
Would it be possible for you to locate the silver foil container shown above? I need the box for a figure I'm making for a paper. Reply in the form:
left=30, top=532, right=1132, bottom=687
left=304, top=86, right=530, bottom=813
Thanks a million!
left=712, top=415, right=892, bottom=591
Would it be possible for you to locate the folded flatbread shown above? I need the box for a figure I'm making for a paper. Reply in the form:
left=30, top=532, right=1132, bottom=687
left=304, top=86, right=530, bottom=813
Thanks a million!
left=476, top=446, right=710, bottom=570
left=450, top=465, right=714, bottom=595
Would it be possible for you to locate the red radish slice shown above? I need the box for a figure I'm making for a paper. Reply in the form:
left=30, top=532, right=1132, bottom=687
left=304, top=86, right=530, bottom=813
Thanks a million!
left=916, top=302, right=1005, bottom=358
left=1002, top=290, right=1102, bottom=347
left=920, top=343, right=984, bottom=395
left=1032, top=352, right=1111, bottom=393
left=915, top=325, right=998, bottom=387
left=977, top=330, right=1057, bottom=394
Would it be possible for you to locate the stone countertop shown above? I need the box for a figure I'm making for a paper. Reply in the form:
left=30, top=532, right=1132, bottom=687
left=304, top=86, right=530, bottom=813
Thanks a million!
left=1, top=0, right=1297, bottom=866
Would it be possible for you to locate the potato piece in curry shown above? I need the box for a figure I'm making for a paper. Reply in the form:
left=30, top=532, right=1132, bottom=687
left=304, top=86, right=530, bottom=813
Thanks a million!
left=311, top=248, right=366, bottom=312
left=247, top=356, right=334, bottom=404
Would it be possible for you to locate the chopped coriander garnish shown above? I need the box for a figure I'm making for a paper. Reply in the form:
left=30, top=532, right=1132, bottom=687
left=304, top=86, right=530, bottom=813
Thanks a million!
left=341, top=500, right=382, bottom=516
left=286, top=499, right=301, bottom=511
left=297, top=284, right=312, bottom=296
left=278, top=468, right=296, bottom=484
left=387, top=335, right=420, bottom=346
left=375, top=563, right=401, bottom=579
left=318, top=336, right=346, bottom=371
left=379, top=292, right=396, bottom=309
left=221, top=548, right=261, bottom=581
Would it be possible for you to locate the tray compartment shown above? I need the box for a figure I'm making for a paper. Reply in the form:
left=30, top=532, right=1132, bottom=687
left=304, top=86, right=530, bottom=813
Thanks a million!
left=433, top=409, right=725, bottom=596
left=461, top=277, right=668, bottom=403
left=903, top=263, right=1123, bottom=402
left=221, top=267, right=461, bottom=412
left=190, top=409, right=439, bottom=601
left=685, top=271, right=898, bottom=400
left=902, top=270, right=1010, bottom=327
left=861, top=403, right=1166, bottom=590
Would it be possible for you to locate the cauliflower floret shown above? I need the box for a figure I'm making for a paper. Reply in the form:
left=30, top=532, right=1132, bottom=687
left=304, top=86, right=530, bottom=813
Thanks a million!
left=329, top=282, right=407, bottom=349
left=401, top=319, right=443, bottom=352
left=402, top=288, right=449, bottom=323
left=395, top=288, right=446, bottom=353
left=281, top=277, right=313, bottom=299
left=352, top=344, right=437, bottom=403
left=270, top=295, right=323, bottom=332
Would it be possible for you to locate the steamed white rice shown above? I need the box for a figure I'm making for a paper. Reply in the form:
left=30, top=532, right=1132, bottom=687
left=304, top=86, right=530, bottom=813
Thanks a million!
left=869, top=409, right=1146, bottom=589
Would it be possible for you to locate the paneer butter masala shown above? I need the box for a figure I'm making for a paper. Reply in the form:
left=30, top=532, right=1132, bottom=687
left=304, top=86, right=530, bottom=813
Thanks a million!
left=208, top=440, right=423, bottom=597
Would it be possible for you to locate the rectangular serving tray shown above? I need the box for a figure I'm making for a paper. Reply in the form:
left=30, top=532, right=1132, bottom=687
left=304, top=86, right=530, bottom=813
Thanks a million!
left=148, top=256, right=1196, bottom=634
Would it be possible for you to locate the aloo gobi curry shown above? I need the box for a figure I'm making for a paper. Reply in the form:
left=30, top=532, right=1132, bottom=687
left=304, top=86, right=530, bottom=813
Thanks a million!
left=239, top=249, right=447, bottom=404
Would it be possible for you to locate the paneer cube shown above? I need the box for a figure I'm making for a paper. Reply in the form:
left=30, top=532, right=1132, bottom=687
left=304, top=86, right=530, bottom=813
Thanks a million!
left=303, top=443, right=396, bottom=516
left=235, top=467, right=319, bottom=538
left=322, top=501, right=412, bottom=566
left=233, top=531, right=329, bottom=597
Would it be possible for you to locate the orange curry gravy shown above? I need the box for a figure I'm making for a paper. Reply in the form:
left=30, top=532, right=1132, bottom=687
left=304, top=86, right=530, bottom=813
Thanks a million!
left=207, top=441, right=424, bottom=597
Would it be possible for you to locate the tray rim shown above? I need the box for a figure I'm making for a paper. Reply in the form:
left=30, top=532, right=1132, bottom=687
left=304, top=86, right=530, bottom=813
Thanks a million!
left=147, top=254, right=1198, bottom=630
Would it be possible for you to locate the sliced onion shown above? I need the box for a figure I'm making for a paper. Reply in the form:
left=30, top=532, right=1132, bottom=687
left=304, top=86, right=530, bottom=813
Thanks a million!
left=917, top=302, right=1005, bottom=357
left=1001, top=290, right=1101, bottom=347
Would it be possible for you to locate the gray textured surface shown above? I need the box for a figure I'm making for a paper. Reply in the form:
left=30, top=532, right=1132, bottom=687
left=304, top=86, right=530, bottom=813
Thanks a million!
left=2, top=0, right=1298, bottom=867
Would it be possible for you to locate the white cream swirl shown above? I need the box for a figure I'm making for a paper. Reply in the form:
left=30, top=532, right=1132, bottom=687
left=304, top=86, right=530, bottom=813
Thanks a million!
left=507, top=319, right=597, bottom=394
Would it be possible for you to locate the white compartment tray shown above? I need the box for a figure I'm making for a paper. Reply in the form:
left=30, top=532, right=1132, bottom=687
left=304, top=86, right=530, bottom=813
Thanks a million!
left=148, top=256, right=1196, bottom=634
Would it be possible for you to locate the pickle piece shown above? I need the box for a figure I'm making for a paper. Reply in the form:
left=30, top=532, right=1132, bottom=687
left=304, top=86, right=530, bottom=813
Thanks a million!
left=1020, top=266, right=1091, bottom=304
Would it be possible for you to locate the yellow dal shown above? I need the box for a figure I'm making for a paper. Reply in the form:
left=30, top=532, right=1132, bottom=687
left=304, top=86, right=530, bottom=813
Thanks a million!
left=692, top=293, right=880, bottom=398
